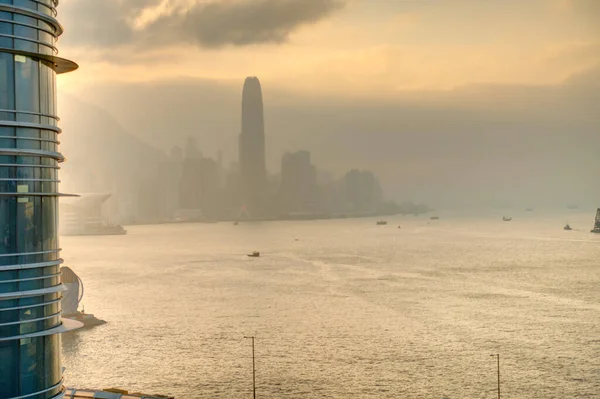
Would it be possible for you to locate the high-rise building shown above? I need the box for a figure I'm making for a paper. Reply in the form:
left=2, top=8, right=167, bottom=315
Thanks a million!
left=238, top=77, right=267, bottom=216
left=343, top=169, right=383, bottom=211
left=179, top=137, right=202, bottom=210
left=0, top=1, right=80, bottom=398
left=280, top=151, right=316, bottom=213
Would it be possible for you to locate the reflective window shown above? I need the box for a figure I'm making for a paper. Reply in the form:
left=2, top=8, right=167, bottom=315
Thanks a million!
left=41, top=197, right=56, bottom=248
left=15, top=56, right=40, bottom=119
left=0, top=197, right=17, bottom=255
left=13, top=14, right=38, bottom=53
left=0, top=340, right=19, bottom=397
left=19, top=334, right=62, bottom=397
left=0, top=19, right=13, bottom=49
left=0, top=53, right=15, bottom=121
left=14, top=0, right=38, bottom=11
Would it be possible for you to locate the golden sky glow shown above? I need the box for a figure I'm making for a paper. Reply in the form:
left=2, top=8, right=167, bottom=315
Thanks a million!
left=58, top=0, right=599, bottom=96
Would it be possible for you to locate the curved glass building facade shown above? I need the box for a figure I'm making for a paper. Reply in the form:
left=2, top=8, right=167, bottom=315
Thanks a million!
left=0, top=1, right=77, bottom=398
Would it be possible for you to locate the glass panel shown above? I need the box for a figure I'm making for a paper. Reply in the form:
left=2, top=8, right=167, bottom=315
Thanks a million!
left=0, top=340, right=19, bottom=397
left=0, top=53, right=15, bottom=121
left=14, top=0, right=38, bottom=12
left=0, top=20, right=13, bottom=48
left=15, top=37, right=38, bottom=53
left=17, top=196, right=41, bottom=253
left=14, top=21, right=36, bottom=40
left=0, top=280, right=18, bottom=294
left=41, top=196, right=56, bottom=249
left=37, top=1, right=54, bottom=17
left=0, top=308, right=19, bottom=324
left=14, top=55, right=40, bottom=117
left=0, top=197, right=17, bottom=256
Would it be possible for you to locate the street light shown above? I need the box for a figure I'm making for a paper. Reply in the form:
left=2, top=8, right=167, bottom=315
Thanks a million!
left=490, top=354, right=500, bottom=399
left=244, top=336, right=256, bottom=399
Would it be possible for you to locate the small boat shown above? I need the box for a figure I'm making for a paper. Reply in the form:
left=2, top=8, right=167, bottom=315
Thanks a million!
left=502, top=217, right=512, bottom=222
left=376, top=221, right=388, bottom=225
left=397, top=225, right=401, bottom=229
left=247, top=251, right=260, bottom=257
left=591, top=208, right=600, bottom=233
left=430, top=216, right=440, bottom=220
left=564, top=224, right=572, bottom=231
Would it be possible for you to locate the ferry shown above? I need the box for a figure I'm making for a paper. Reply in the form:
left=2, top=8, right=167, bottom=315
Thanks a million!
left=376, top=221, right=388, bottom=225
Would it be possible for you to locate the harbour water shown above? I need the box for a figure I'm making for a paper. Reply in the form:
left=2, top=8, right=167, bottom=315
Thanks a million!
left=61, top=212, right=600, bottom=398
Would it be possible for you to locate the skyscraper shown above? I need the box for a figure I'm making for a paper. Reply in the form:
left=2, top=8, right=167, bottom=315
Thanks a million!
left=280, top=151, right=316, bottom=213
left=238, top=77, right=267, bottom=216
left=0, top=1, right=79, bottom=398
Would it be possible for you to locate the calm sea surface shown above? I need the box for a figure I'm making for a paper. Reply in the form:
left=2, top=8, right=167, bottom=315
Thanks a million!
left=60, top=212, right=600, bottom=398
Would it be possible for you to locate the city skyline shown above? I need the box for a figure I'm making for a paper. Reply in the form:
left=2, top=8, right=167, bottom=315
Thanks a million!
left=53, top=0, right=599, bottom=209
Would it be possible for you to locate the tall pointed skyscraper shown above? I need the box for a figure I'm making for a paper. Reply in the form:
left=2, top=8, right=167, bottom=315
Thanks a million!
left=238, top=77, right=267, bottom=215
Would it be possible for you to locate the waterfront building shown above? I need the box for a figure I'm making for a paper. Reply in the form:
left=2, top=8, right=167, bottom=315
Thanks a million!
left=238, top=77, right=267, bottom=216
left=343, top=169, right=384, bottom=211
left=0, top=1, right=80, bottom=397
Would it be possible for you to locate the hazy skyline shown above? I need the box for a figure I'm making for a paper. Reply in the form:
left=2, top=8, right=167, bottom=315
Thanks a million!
left=56, top=0, right=599, bottom=208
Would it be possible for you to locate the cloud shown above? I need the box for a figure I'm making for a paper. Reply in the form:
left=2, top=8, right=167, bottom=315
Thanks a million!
left=59, top=0, right=345, bottom=49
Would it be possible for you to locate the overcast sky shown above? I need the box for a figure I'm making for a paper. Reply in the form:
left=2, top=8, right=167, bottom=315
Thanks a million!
left=56, top=0, right=599, bottom=207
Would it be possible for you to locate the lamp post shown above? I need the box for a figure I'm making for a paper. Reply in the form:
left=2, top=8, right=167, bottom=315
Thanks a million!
left=490, top=354, right=500, bottom=399
left=244, top=336, right=256, bottom=399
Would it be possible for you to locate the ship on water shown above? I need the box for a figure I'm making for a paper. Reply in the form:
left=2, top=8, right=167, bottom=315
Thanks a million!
left=60, top=193, right=127, bottom=236
left=591, top=208, right=600, bottom=233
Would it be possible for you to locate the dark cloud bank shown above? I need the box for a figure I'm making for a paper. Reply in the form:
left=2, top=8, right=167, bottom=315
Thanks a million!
left=60, top=0, right=345, bottom=48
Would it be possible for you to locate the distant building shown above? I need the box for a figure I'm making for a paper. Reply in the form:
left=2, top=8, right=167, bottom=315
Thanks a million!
left=200, top=157, right=219, bottom=218
left=179, top=137, right=202, bottom=210
left=0, top=1, right=80, bottom=397
left=159, top=146, right=183, bottom=220
left=238, top=77, right=267, bottom=216
left=280, top=151, right=316, bottom=213
left=343, top=169, right=383, bottom=211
